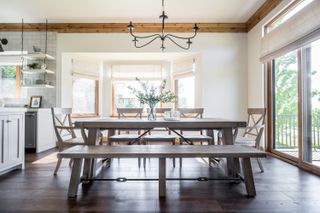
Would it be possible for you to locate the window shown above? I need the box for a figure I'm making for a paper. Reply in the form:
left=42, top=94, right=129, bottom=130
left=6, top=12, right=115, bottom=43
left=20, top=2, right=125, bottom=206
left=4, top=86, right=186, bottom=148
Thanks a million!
left=264, top=0, right=314, bottom=34
left=72, top=78, right=98, bottom=117
left=0, top=65, right=20, bottom=98
left=268, top=37, right=320, bottom=173
left=175, top=76, right=195, bottom=108
left=111, top=64, right=163, bottom=115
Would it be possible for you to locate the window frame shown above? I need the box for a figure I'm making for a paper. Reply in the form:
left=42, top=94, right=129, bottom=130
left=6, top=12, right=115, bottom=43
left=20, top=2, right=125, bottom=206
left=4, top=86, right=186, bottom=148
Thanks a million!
left=266, top=43, right=320, bottom=175
left=71, top=77, right=99, bottom=118
left=173, top=71, right=195, bottom=109
left=264, top=0, right=305, bottom=35
left=0, top=65, right=21, bottom=99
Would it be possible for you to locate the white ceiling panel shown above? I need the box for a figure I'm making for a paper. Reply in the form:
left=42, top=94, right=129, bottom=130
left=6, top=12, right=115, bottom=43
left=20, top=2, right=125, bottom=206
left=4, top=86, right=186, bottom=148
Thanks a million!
left=0, top=0, right=266, bottom=23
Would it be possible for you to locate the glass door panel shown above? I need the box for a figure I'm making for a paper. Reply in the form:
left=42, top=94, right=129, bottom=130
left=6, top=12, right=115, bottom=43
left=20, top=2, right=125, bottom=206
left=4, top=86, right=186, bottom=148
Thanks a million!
left=273, top=50, right=299, bottom=157
left=302, top=39, right=320, bottom=166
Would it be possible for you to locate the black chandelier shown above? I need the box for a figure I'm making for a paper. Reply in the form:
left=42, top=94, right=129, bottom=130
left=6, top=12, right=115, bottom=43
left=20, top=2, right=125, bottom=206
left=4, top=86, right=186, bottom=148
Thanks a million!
left=0, top=37, right=8, bottom=52
left=127, top=0, right=199, bottom=51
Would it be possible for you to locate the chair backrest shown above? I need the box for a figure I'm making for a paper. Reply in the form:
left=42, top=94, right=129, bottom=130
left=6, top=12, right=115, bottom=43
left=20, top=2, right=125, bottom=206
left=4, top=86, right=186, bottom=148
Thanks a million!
left=117, top=108, right=143, bottom=119
left=178, top=108, right=204, bottom=133
left=178, top=108, right=204, bottom=118
left=155, top=108, right=172, bottom=117
left=243, top=108, right=266, bottom=147
left=51, top=108, right=76, bottom=143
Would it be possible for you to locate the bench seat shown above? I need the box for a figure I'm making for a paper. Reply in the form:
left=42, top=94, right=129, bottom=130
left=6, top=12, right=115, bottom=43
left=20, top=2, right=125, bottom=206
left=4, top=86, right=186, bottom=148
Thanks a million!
left=58, top=145, right=266, bottom=198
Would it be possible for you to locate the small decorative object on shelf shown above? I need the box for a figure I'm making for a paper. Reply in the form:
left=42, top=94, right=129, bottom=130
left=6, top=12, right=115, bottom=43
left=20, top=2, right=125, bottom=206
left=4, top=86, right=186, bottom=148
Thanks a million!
left=128, top=78, right=176, bottom=120
left=33, top=46, right=41, bottom=53
left=29, top=96, right=42, bottom=108
left=27, top=62, right=41, bottom=69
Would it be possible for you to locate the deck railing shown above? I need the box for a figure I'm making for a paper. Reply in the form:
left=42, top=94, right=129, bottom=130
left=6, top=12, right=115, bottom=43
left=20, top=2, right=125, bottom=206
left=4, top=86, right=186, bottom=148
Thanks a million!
left=275, top=114, right=320, bottom=149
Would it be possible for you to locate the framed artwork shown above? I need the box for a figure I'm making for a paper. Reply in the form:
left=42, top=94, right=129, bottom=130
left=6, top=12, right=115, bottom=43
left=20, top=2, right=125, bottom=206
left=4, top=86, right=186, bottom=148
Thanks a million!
left=29, top=96, right=42, bottom=108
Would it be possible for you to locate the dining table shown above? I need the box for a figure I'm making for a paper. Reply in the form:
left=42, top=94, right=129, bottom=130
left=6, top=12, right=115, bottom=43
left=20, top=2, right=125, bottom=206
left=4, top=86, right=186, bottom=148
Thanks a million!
left=74, top=117, right=247, bottom=179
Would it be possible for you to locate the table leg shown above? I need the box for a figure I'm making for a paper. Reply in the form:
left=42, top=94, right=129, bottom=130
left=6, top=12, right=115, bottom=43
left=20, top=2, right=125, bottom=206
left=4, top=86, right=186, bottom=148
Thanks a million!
left=223, top=128, right=240, bottom=177
left=159, top=158, right=166, bottom=198
left=68, top=158, right=83, bottom=198
left=82, top=128, right=99, bottom=179
left=241, top=158, right=256, bottom=197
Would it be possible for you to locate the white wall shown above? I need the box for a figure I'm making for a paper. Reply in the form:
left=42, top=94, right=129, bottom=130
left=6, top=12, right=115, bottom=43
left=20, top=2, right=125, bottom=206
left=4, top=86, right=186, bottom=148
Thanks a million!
left=247, top=0, right=292, bottom=107
left=58, top=33, right=248, bottom=120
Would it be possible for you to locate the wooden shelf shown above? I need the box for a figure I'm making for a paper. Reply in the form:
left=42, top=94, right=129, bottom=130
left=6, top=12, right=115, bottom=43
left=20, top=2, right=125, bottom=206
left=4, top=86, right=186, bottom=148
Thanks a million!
left=21, top=84, right=55, bottom=89
left=21, top=69, right=55, bottom=74
left=23, top=53, right=55, bottom=60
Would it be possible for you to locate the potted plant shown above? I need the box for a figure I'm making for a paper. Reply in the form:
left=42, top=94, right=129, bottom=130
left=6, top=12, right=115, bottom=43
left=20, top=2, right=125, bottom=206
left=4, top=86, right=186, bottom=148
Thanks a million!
left=128, top=78, right=176, bottom=120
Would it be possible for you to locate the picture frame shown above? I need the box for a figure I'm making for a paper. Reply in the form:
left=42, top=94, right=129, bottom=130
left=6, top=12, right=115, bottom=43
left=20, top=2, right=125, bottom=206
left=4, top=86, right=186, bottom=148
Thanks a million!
left=29, top=96, right=42, bottom=108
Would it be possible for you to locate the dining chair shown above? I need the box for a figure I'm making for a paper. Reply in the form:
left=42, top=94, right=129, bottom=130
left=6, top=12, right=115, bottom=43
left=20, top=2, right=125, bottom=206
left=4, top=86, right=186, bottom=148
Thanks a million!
left=51, top=108, right=85, bottom=175
left=177, top=108, right=213, bottom=167
left=143, top=108, right=177, bottom=167
left=108, top=108, right=144, bottom=167
left=234, top=108, right=266, bottom=172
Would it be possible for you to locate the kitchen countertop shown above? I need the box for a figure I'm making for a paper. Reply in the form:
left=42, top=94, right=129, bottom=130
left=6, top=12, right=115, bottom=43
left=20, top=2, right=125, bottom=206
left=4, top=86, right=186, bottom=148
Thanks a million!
left=0, top=107, right=52, bottom=113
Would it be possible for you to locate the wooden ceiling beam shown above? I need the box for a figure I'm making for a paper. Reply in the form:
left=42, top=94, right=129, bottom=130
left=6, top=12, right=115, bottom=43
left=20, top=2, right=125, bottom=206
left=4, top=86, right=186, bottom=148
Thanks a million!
left=246, top=0, right=284, bottom=32
left=0, top=23, right=247, bottom=33
left=0, top=1, right=287, bottom=33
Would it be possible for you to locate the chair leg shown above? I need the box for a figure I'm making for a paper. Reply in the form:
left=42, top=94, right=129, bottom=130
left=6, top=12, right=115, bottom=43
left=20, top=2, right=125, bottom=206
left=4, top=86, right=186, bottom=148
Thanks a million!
left=54, top=158, right=62, bottom=176
left=179, top=138, right=183, bottom=168
left=257, top=158, right=264, bottom=173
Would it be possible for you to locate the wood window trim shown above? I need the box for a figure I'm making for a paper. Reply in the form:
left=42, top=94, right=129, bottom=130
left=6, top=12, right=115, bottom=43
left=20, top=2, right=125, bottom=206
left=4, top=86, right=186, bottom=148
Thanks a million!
left=266, top=48, right=320, bottom=176
left=71, top=79, right=99, bottom=118
left=264, top=0, right=304, bottom=35
left=173, top=73, right=195, bottom=109
left=16, top=66, right=21, bottom=98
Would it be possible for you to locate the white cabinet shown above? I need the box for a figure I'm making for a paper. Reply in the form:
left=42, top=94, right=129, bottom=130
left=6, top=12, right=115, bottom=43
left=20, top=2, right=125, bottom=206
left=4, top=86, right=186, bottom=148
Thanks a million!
left=0, top=113, right=24, bottom=175
left=37, top=110, right=56, bottom=153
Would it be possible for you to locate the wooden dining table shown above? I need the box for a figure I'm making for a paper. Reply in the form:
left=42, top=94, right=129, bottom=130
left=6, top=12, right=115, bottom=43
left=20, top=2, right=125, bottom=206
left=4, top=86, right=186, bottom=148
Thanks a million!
left=74, top=117, right=246, bottom=179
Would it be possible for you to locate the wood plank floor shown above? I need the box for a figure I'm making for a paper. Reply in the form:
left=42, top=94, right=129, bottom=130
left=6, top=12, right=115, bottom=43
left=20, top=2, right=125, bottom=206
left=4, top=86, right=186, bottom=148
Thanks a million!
left=1, top=149, right=320, bottom=213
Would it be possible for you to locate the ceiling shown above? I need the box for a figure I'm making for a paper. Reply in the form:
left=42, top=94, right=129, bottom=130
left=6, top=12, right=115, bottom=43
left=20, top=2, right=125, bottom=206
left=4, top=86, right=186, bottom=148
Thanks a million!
left=0, top=0, right=266, bottom=23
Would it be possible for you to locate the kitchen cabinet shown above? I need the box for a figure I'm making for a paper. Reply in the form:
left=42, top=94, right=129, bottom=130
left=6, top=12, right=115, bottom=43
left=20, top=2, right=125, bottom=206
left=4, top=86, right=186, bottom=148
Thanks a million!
left=0, top=112, right=24, bottom=175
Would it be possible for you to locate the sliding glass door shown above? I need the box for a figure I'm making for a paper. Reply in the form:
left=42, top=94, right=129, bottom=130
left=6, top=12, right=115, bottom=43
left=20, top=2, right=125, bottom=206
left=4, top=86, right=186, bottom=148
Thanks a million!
left=273, top=50, right=299, bottom=158
left=270, top=38, right=320, bottom=172
left=302, top=39, right=320, bottom=166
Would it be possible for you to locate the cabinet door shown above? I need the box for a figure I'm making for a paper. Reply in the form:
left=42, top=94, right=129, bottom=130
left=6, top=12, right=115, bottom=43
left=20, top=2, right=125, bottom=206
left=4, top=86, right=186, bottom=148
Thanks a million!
left=0, top=115, right=8, bottom=169
left=7, top=114, right=24, bottom=164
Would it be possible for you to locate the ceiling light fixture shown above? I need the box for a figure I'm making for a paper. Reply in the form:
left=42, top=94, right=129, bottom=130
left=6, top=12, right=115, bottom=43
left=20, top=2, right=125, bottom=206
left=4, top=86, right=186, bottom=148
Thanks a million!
left=127, top=0, right=199, bottom=51
left=0, top=38, right=8, bottom=52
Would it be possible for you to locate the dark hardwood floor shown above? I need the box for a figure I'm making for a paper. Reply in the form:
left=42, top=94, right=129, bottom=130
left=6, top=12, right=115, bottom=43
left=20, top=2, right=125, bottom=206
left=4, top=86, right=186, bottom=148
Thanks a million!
left=1, top=149, right=320, bottom=213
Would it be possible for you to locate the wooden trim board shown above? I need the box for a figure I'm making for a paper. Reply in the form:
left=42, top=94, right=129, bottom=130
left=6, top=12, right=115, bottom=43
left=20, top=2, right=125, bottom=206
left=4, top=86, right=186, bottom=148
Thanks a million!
left=0, top=1, right=285, bottom=33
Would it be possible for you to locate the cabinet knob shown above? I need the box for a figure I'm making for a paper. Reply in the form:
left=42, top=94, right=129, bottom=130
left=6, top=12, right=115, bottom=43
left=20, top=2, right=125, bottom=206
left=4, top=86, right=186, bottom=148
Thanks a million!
left=6, top=120, right=12, bottom=123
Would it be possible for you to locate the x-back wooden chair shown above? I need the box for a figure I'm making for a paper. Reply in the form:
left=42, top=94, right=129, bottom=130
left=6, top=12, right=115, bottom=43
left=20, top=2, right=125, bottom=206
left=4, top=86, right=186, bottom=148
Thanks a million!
left=108, top=108, right=144, bottom=167
left=177, top=108, right=213, bottom=167
left=51, top=108, right=85, bottom=175
left=235, top=108, right=266, bottom=172
left=143, top=108, right=177, bottom=167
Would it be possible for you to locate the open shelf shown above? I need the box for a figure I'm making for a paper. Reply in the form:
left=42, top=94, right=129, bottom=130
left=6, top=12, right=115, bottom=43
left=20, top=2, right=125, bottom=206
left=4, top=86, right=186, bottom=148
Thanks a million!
left=23, top=53, right=55, bottom=60
left=21, top=84, right=55, bottom=89
left=21, top=69, right=55, bottom=74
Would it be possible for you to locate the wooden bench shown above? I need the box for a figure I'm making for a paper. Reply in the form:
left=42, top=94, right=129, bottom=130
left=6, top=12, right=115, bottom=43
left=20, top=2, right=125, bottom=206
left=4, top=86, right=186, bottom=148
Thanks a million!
left=58, top=145, right=266, bottom=198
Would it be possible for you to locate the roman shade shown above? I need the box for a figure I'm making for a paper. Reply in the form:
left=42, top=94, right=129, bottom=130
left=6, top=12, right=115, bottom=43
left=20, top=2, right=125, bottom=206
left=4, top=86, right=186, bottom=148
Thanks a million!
left=71, top=59, right=100, bottom=79
left=260, top=0, right=320, bottom=62
left=172, top=57, right=195, bottom=77
left=111, top=64, right=163, bottom=80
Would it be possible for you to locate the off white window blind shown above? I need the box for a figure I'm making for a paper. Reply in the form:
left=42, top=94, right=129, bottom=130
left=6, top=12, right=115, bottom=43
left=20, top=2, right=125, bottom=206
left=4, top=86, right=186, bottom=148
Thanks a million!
left=111, top=64, right=163, bottom=80
left=173, top=58, right=195, bottom=77
left=260, top=0, right=320, bottom=62
left=72, top=59, right=100, bottom=79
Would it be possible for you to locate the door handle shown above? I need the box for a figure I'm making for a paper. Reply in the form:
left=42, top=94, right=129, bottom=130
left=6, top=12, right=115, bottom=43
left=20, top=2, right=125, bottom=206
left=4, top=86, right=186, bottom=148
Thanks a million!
left=6, top=120, right=12, bottom=123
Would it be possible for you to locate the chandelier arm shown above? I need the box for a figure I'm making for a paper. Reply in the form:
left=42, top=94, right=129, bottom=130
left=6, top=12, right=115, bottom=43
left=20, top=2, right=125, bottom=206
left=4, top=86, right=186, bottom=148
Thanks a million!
left=129, top=29, right=161, bottom=39
left=134, top=35, right=161, bottom=48
left=165, top=31, right=198, bottom=40
left=166, top=36, right=191, bottom=50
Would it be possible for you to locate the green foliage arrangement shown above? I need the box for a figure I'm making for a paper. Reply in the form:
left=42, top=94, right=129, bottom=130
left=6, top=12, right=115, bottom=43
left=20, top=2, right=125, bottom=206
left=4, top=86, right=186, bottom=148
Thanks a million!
left=128, top=78, right=176, bottom=109
left=0, top=66, right=16, bottom=79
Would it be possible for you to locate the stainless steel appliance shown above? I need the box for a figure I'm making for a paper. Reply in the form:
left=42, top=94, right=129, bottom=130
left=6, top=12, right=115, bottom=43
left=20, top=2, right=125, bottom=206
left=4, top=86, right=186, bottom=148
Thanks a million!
left=25, top=111, right=37, bottom=151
